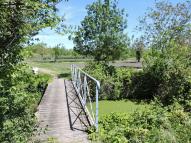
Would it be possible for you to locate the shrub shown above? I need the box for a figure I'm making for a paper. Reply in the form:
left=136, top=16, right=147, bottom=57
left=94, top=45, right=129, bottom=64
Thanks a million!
left=0, top=64, right=51, bottom=142
left=127, top=47, right=191, bottom=109
left=84, top=62, right=134, bottom=100
left=127, top=70, right=160, bottom=100
left=89, top=103, right=191, bottom=143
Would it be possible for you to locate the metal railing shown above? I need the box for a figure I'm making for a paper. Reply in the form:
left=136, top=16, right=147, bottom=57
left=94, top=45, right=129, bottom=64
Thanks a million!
left=71, top=65, right=100, bottom=131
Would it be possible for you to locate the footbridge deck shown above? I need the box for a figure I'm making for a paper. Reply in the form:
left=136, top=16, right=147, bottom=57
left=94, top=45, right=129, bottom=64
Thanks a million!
left=37, top=65, right=100, bottom=143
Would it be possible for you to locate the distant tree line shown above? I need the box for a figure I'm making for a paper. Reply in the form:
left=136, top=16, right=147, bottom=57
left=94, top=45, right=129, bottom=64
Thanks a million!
left=25, top=42, right=139, bottom=61
left=25, top=43, right=86, bottom=61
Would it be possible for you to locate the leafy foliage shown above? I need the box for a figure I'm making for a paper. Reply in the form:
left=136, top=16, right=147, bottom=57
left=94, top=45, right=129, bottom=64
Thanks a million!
left=86, top=1, right=191, bottom=142
left=0, top=64, right=51, bottom=142
left=89, top=103, right=191, bottom=143
left=138, top=0, right=191, bottom=51
left=0, top=0, right=64, bottom=73
left=74, top=0, right=129, bottom=62
left=126, top=0, right=191, bottom=109
left=127, top=45, right=191, bottom=109
left=0, top=1, right=62, bottom=141
left=84, top=62, right=134, bottom=100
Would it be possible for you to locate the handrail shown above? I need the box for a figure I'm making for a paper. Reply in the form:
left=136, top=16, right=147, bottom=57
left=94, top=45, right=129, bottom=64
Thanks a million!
left=71, top=64, right=100, bottom=131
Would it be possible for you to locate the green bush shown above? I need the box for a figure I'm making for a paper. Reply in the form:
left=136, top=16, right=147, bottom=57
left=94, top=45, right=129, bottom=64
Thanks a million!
left=127, top=70, right=160, bottom=100
left=127, top=47, right=191, bottom=109
left=0, top=64, right=51, bottom=142
left=89, top=103, right=191, bottom=143
left=84, top=62, right=134, bottom=100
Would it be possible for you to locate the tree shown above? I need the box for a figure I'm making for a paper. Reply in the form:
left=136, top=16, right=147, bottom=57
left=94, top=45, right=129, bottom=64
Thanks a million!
left=73, top=0, right=129, bottom=63
left=53, top=45, right=62, bottom=62
left=0, top=0, right=65, bottom=141
left=31, top=43, right=47, bottom=59
left=134, top=0, right=191, bottom=108
left=138, top=0, right=191, bottom=52
left=0, top=0, right=64, bottom=76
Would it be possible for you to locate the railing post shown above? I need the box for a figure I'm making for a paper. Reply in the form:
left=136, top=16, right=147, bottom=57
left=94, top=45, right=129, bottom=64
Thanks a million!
left=95, top=83, right=99, bottom=132
left=71, top=65, right=74, bottom=81
left=77, top=70, right=81, bottom=94
left=73, top=65, right=77, bottom=86
left=83, top=75, right=87, bottom=107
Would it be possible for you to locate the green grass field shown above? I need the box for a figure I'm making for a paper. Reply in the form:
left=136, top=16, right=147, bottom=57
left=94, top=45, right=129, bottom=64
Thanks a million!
left=27, top=61, right=85, bottom=78
left=88, top=100, right=149, bottom=118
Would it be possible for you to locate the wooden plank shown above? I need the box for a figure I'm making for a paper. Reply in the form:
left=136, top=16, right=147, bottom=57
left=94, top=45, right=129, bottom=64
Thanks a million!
left=36, top=78, right=89, bottom=143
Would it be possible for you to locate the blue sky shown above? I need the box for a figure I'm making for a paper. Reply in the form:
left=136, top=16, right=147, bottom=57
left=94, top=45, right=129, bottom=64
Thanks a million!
left=34, top=0, right=183, bottom=49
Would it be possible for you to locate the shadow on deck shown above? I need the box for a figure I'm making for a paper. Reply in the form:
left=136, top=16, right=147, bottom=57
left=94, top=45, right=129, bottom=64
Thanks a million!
left=64, top=80, right=91, bottom=132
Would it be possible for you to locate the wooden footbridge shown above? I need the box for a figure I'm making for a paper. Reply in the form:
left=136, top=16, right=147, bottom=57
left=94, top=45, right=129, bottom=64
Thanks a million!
left=36, top=65, right=100, bottom=143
